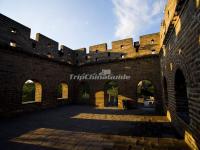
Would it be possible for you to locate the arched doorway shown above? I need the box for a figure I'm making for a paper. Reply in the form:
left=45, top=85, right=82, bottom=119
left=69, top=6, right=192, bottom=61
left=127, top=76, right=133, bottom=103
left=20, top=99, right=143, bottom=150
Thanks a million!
left=175, top=69, right=190, bottom=124
left=22, top=80, right=42, bottom=104
left=79, top=82, right=90, bottom=104
left=57, top=83, right=68, bottom=100
left=163, top=77, right=168, bottom=106
left=95, top=91, right=104, bottom=108
left=104, top=81, right=118, bottom=107
left=137, top=80, right=155, bottom=108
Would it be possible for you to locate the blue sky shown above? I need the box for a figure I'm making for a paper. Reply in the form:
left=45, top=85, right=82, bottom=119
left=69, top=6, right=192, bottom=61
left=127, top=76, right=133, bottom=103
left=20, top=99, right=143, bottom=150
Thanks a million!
left=0, top=0, right=166, bottom=50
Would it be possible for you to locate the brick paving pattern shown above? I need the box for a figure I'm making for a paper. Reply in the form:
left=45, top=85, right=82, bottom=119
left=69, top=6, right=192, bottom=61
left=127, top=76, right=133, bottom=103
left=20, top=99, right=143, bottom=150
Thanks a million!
left=0, top=106, right=190, bottom=150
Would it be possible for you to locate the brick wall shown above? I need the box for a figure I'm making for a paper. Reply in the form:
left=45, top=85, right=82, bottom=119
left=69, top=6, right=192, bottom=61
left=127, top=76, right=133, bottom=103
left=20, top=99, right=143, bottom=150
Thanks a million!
left=74, top=55, right=162, bottom=112
left=160, top=0, right=200, bottom=148
left=0, top=46, right=75, bottom=116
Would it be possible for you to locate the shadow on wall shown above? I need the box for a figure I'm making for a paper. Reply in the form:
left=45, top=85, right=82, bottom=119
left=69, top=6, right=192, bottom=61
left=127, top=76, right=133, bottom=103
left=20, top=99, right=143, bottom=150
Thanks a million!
left=160, top=0, right=200, bottom=149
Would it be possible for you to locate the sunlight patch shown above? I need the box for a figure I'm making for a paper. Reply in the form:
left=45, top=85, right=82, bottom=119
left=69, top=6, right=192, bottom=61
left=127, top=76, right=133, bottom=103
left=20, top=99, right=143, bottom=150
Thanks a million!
left=71, top=113, right=169, bottom=123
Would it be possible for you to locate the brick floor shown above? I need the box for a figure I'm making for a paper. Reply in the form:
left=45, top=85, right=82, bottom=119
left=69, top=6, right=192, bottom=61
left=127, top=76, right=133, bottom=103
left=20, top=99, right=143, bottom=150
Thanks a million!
left=0, top=106, right=190, bottom=150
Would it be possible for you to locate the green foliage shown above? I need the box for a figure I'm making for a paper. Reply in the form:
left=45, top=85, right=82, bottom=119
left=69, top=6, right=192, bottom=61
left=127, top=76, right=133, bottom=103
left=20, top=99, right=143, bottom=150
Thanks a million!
left=22, top=82, right=35, bottom=102
left=57, top=84, right=62, bottom=98
left=107, top=87, right=118, bottom=96
left=81, top=92, right=90, bottom=99
left=105, top=81, right=118, bottom=90
left=105, top=81, right=118, bottom=97
left=137, top=80, right=155, bottom=97
left=80, top=83, right=90, bottom=100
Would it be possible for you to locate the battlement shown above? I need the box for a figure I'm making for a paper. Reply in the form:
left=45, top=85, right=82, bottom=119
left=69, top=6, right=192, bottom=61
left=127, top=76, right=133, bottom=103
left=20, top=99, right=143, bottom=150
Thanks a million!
left=139, top=33, right=160, bottom=52
left=160, top=0, right=188, bottom=46
left=79, top=34, right=160, bottom=53
left=0, top=13, right=160, bottom=66
left=111, top=38, right=133, bottom=52
left=89, top=43, right=107, bottom=52
left=160, top=0, right=177, bottom=46
left=0, top=13, right=75, bottom=64
left=73, top=33, right=160, bottom=66
left=75, top=48, right=87, bottom=55
left=36, top=33, right=59, bottom=50
left=0, top=13, right=31, bottom=49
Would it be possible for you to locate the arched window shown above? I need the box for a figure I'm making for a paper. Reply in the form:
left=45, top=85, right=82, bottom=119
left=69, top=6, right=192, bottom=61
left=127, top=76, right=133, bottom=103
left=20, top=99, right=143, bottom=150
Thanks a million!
left=95, top=91, right=104, bottom=108
left=104, top=81, right=118, bottom=107
left=79, top=82, right=90, bottom=104
left=137, top=80, right=155, bottom=108
left=57, top=83, right=68, bottom=100
left=22, top=80, right=42, bottom=104
left=175, top=69, right=190, bottom=124
left=163, top=77, right=168, bottom=106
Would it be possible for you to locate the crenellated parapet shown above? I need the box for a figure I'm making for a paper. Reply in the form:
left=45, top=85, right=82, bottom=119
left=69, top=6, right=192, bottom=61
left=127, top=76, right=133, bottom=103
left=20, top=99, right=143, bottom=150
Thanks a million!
left=75, top=32, right=160, bottom=65
left=0, top=13, right=160, bottom=66
left=160, top=0, right=190, bottom=47
left=112, top=38, right=133, bottom=52
left=0, top=13, right=31, bottom=48
left=59, top=45, right=75, bottom=64
left=35, top=33, right=58, bottom=53
left=89, top=43, right=107, bottom=52
left=0, top=13, right=75, bottom=65
left=139, top=33, right=160, bottom=54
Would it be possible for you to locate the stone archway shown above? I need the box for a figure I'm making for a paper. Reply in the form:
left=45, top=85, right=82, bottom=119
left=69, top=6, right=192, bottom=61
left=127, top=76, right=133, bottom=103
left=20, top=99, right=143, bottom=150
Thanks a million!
left=95, top=91, right=104, bottom=108
left=163, top=77, right=168, bottom=106
left=78, top=82, right=90, bottom=104
left=175, top=69, right=190, bottom=124
left=104, top=81, right=119, bottom=107
left=57, top=82, right=68, bottom=100
left=22, top=80, right=42, bottom=104
left=136, top=80, right=155, bottom=108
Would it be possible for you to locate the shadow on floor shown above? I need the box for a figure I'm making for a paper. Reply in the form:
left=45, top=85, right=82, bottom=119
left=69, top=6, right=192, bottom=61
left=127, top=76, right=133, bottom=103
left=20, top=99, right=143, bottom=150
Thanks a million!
left=0, top=105, right=189, bottom=150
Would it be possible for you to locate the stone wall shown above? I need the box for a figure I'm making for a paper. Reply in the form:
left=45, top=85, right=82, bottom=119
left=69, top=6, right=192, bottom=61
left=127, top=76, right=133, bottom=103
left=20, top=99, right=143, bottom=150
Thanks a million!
left=79, top=33, right=160, bottom=64
left=0, top=13, right=162, bottom=116
left=0, top=0, right=200, bottom=148
left=160, top=0, right=200, bottom=149
left=74, top=55, right=162, bottom=111
left=0, top=46, right=75, bottom=116
left=0, top=13, right=76, bottom=65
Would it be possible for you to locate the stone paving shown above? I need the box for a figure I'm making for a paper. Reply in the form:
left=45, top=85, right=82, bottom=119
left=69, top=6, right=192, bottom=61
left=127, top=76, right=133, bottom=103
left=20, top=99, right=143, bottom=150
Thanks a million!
left=0, top=105, right=190, bottom=150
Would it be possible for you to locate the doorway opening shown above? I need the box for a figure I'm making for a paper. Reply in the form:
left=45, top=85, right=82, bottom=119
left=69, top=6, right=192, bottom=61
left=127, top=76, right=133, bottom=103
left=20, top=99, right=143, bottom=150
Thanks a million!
left=104, top=81, right=118, bottom=107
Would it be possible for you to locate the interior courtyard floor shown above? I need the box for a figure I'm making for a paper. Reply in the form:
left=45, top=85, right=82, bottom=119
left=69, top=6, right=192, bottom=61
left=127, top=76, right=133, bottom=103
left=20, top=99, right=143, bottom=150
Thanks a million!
left=0, top=105, right=190, bottom=150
